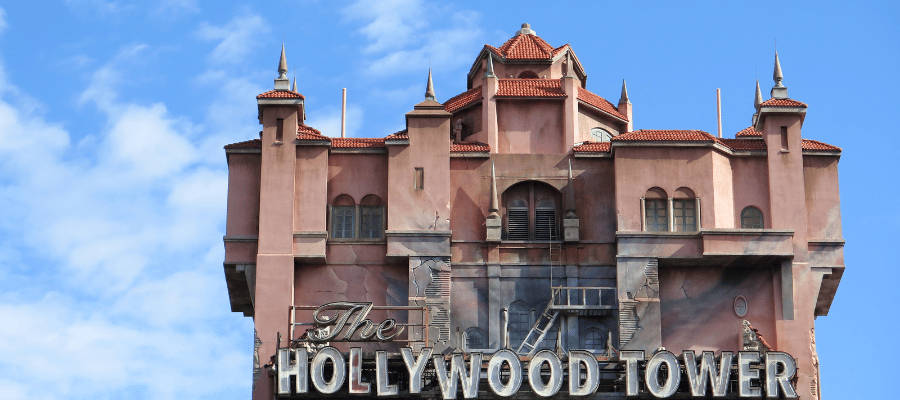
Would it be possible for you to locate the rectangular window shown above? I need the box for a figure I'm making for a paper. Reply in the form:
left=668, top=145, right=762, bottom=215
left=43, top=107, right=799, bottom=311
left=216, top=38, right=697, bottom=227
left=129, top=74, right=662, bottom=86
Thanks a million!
left=414, top=168, right=424, bottom=189
left=276, top=118, right=284, bottom=143
left=359, top=206, right=384, bottom=239
left=644, top=199, right=668, bottom=232
left=780, top=126, right=789, bottom=151
left=331, top=206, right=355, bottom=238
left=673, top=200, right=697, bottom=231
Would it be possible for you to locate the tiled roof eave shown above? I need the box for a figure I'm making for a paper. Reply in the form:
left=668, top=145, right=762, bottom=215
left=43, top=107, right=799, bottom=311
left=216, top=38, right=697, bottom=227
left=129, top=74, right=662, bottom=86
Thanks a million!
left=450, top=152, right=491, bottom=158
left=759, top=106, right=808, bottom=114
left=494, top=95, right=567, bottom=100
left=802, top=150, right=842, bottom=157
left=573, top=151, right=613, bottom=158
left=577, top=99, right=628, bottom=122
left=331, top=147, right=387, bottom=154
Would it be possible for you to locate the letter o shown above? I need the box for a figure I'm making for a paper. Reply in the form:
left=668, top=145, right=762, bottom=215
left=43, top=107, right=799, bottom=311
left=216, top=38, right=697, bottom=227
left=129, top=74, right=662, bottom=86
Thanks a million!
left=311, top=347, right=346, bottom=394
left=487, top=349, right=522, bottom=397
left=528, top=350, right=563, bottom=397
left=645, top=350, right=680, bottom=398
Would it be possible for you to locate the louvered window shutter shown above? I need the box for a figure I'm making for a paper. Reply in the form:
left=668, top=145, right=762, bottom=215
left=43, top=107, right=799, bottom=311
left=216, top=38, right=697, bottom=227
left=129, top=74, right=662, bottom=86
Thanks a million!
left=535, top=207, right=556, bottom=241
left=507, top=207, right=529, bottom=240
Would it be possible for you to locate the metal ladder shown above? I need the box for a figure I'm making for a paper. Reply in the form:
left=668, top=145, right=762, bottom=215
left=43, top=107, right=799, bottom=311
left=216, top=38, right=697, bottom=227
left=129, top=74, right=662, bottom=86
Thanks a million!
left=516, top=303, right=559, bottom=356
left=515, top=231, right=563, bottom=356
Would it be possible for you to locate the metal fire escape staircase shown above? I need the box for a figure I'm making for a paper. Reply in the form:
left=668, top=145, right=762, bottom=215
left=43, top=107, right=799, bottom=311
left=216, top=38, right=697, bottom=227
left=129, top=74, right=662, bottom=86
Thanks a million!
left=515, top=222, right=617, bottom=356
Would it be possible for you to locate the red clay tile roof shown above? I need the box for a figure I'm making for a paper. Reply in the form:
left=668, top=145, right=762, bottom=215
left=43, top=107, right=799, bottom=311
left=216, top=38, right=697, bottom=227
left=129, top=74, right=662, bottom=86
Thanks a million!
left=573, top=141, right=612, bottom=153
left=496, top=79, right=566, bottom=97
left=491, top=34, right=556, bottom=60
left=451, top=142, right=490, bottom=152
left=444, top=86, right=482, bottom=112
left=385, top=130, right=408, bottom=140
left=802, top=139, right=841, bottom=151
left=332, top=138, right=385, bottom=148
left=224, top=138, right=261, bottom=149
left=719, top=138, right=767, bottom=150
left=760, top=98, right=807, bottom=108
left=612, top=129, right=717, bottom=142
left=736, top=126, right=762, bottom=137
left=257, top=90, right=305, bottom=99
left=552, top=44, right=570, bottom=58
left=577, top=87, right=628, bottom=121
left=297, top=125, right=327, bottom=141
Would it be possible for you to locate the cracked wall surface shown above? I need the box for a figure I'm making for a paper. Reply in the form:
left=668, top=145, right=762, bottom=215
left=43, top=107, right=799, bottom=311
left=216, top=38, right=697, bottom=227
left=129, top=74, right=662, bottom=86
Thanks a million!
left=659, top=264, right=775, bottom=353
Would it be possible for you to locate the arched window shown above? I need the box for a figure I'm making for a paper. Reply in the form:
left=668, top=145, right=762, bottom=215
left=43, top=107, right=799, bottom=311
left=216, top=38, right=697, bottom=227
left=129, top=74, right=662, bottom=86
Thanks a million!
left=581, top=327, right=606, bottom=351
left=643, top=187, right=668, bottom=232
left=329, top=194, right=385, bottom=239
left=741, top=206, right=764, bottom=229
left=359, top=195, right=384, bottom=238
left=673, top=187, right=697, bottom=232
left=503, top=182, right=560, bottom=241
left=464, top=327, right=486, bottom=350
left=518, top=70, right=539, bottom=79
left=508, top=301, right=531, bottom=349
left=590, top=127, right=612, bottom=142
left=331, top=194, right=356, bottom=238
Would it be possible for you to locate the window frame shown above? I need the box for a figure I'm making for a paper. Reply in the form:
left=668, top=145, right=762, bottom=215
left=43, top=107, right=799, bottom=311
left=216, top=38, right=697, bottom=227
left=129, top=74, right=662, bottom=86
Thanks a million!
left=502, top=181, right=560, bottom=242
left=328, top=195, right=386, bottom=241
left=641, top=188, right=701, bottom=232
left=740, top=206, right=764, bottom=229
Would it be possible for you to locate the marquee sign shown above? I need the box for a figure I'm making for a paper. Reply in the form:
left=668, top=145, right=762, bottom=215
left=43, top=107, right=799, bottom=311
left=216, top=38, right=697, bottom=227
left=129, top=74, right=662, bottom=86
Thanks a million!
left=278, top=302, right=798, bottom=398
left=275, top=347, right=798, bottom=398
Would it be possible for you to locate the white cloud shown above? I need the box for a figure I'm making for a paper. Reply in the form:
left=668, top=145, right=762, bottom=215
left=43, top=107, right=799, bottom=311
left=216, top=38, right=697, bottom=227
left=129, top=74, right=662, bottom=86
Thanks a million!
left=0, top=7, right=7, bottom=35
left=197, top=14, right=270, bottom=65
left=343, top=1, right=482, bottom=77
left=0, top=32, right=251, bottom=399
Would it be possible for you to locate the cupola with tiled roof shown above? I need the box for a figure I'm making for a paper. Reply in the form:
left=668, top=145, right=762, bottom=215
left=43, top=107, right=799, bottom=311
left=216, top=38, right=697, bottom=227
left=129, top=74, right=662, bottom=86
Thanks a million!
left=467, top=23, right=586, bottom=89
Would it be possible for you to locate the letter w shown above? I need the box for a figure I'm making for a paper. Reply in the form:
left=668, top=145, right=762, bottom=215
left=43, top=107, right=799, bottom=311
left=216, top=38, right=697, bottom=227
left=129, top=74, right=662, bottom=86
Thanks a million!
left=433, top=353, right=482, bottom=399
left=684, top=351, right=732, bottom=397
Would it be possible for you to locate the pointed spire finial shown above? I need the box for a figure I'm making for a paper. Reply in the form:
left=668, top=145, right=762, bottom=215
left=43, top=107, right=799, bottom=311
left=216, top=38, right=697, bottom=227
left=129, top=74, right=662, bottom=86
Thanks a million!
left=754, top=79, right=763, bottom=109
left=565, top=51, right=576, bottom=78
left=484, top=55, right=495, bottom=78
left=770, top=51, right=789, bottom=99
left=292, top=77, right=298, bottom=92
left=619, top=79, right=630, bottom=104
left=773, top=51, right=784, bottom=87
left=425, top=68, right=436, bottom=101
left=278, top=43, right=288, bottom=79
left=273, top=44, right=291, bottom=90
left=488, top=160, right=499, bottom=218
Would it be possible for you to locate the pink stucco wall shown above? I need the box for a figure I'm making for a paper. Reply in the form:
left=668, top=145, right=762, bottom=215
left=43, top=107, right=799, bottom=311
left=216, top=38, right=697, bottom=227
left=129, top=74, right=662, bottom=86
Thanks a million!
left=497, top=100, right=565, bottom=153
left=804, top=156, right=842, bottom=240
left=731, top=156, right=771, bottom=228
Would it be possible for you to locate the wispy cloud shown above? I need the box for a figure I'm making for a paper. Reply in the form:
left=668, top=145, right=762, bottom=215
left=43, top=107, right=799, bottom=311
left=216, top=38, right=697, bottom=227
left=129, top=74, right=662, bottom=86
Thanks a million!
left=343, top=1, right=482, bottom=77
left=0, top=7, right=7, bottom=34
left=197, top=13, right=270, bottom=65
left=0, top=26, right=250, bottom=399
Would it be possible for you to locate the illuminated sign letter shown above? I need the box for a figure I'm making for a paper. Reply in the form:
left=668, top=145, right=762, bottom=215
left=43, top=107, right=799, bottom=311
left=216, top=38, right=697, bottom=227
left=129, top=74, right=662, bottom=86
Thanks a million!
left=310, top=347, right=346, bottom=394
left=568, top=350, right=600, bottom=396
left=487, top=349, right=522, bottom=397
left=400, top=347, right=432, bottom=394
left=738, top=351, right=761, bottom=397
left=348, top=347, right=370, bottom=394
left=683, top=350, right=732, bottom=397
left=276, top=348, right=308, bottom=395
left=620, top=351, right=645, bottom=396
left=645, top=350, right=680, bottom=398
left=375, top=351, right=399, bottom=396
left=433, top=353, right=482, bottom=399
left=764, top=352, right=798, bottom=398
left=527, top=350, right=563, bottom=397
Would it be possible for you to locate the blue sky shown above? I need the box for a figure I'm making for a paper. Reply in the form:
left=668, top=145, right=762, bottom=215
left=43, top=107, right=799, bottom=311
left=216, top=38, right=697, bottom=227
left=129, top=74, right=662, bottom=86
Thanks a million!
left=0, top=1, right=896, bottom=399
